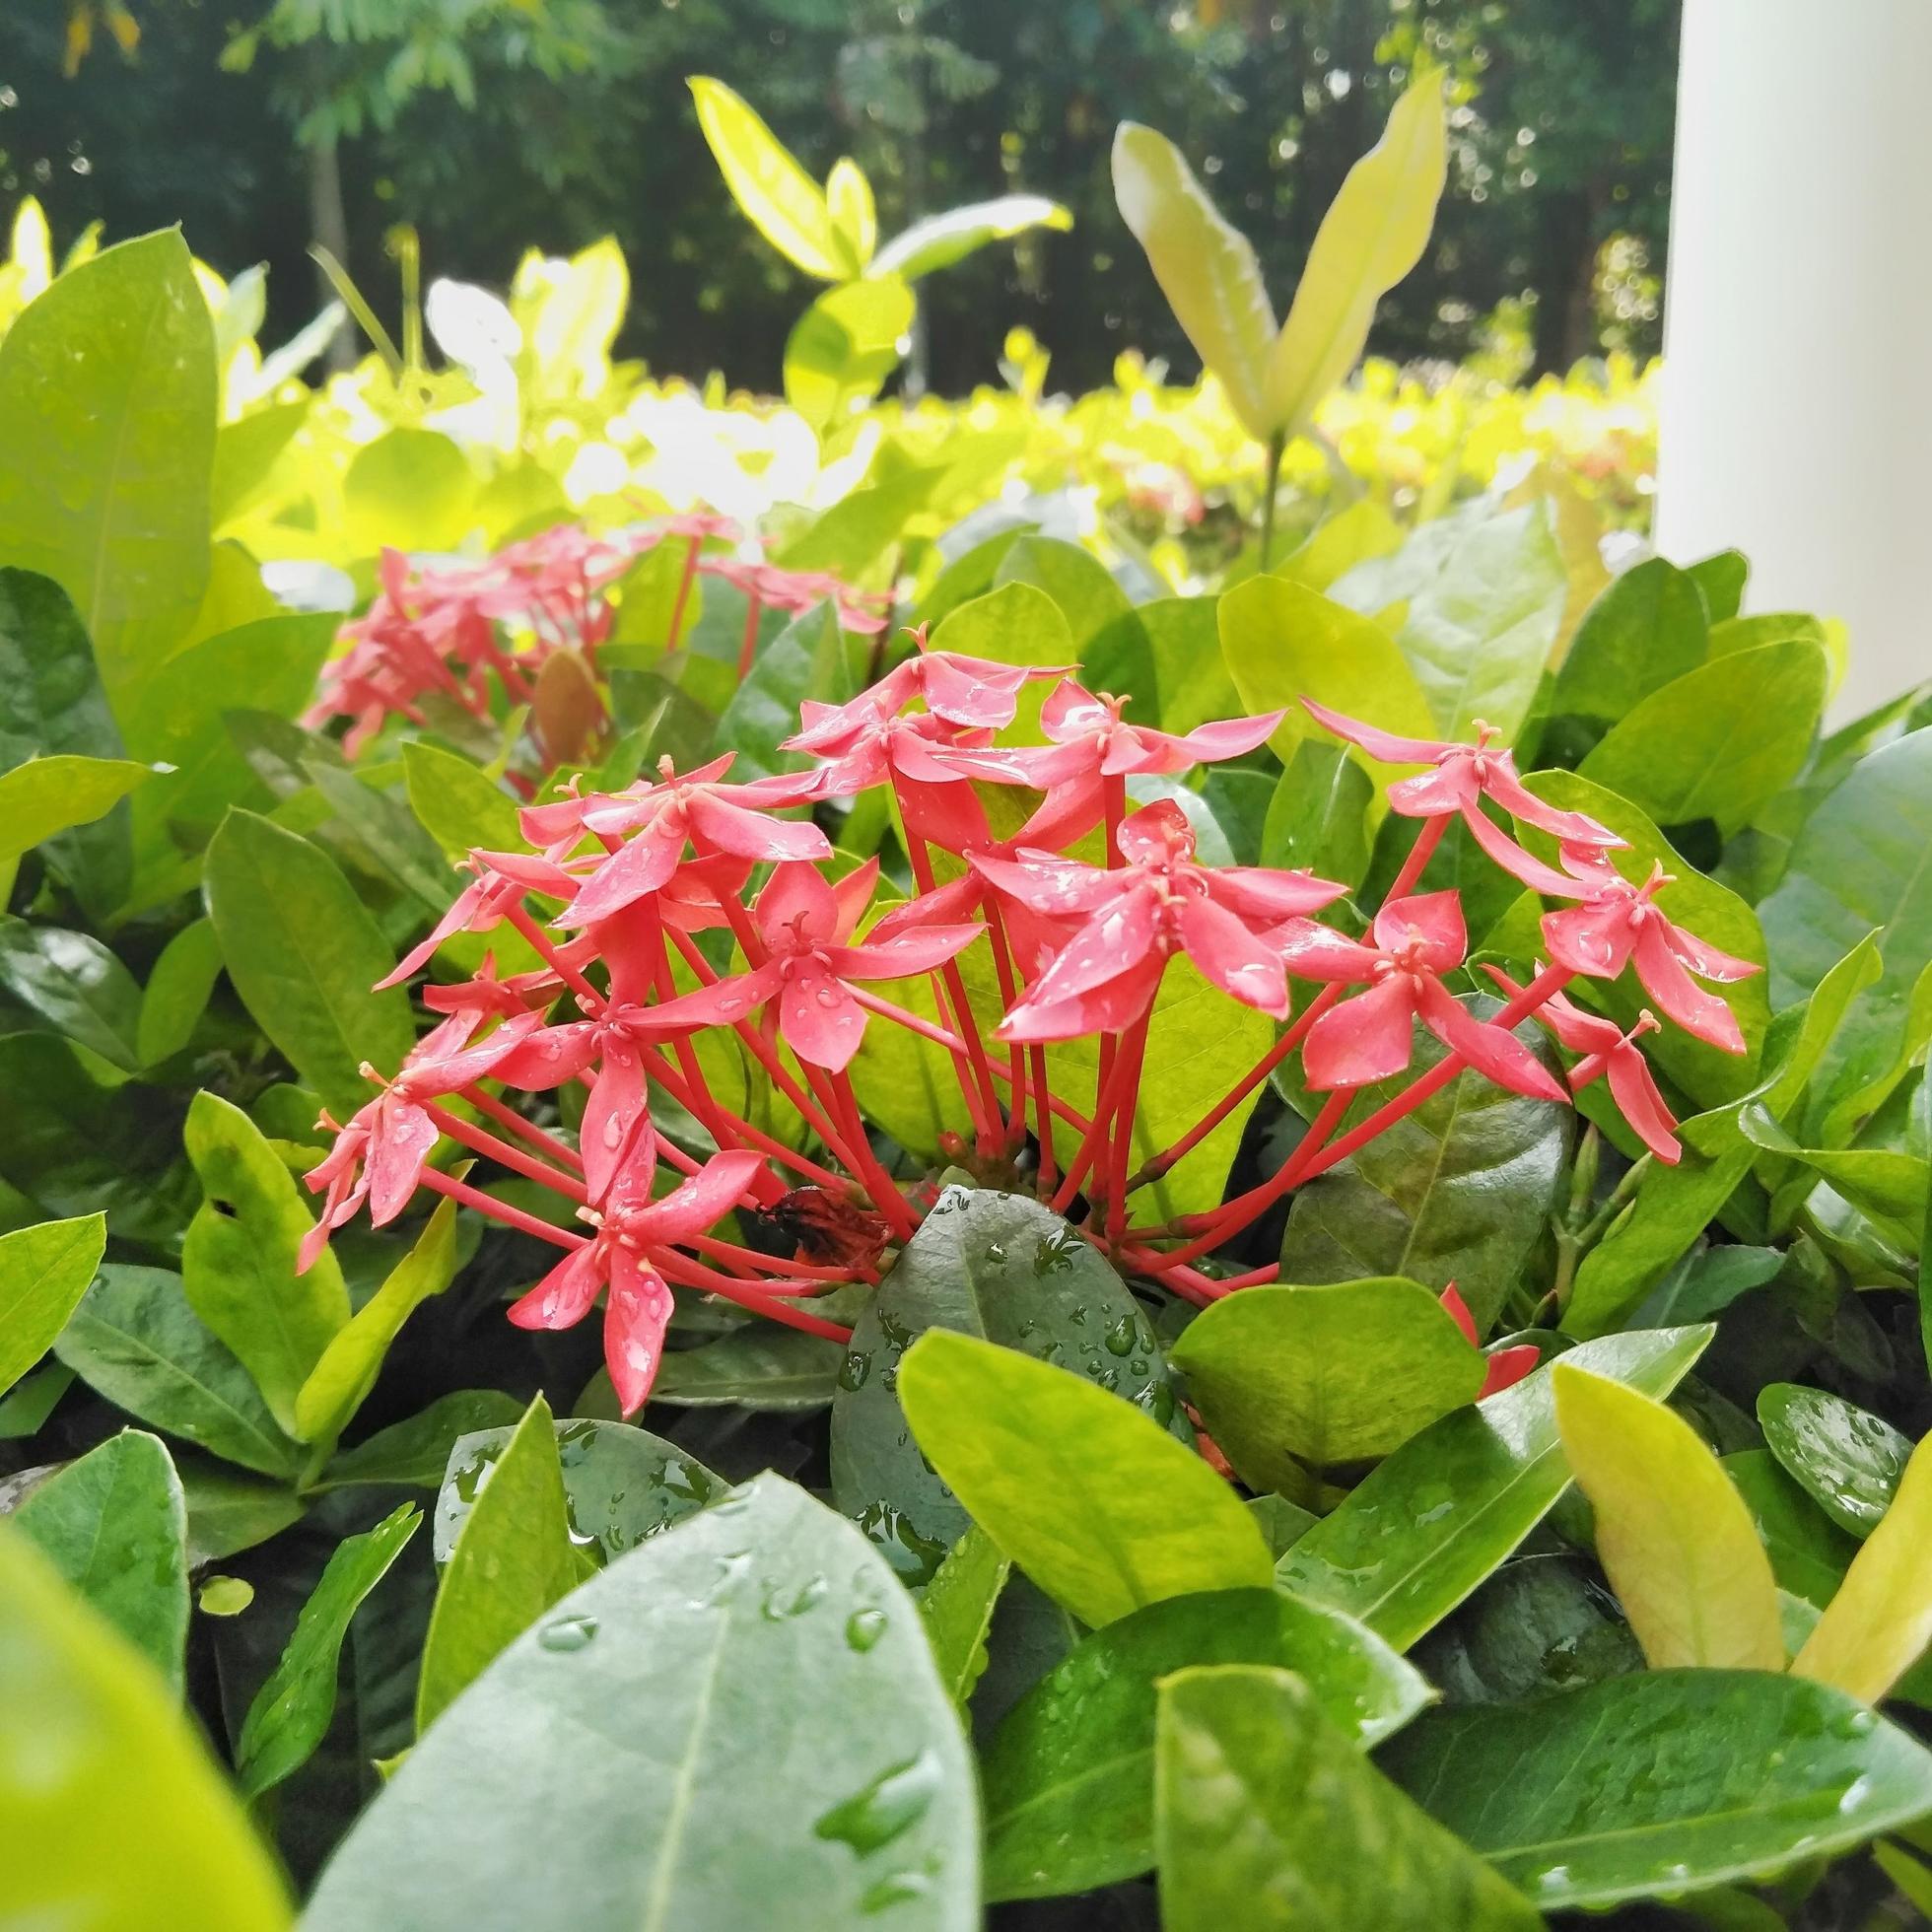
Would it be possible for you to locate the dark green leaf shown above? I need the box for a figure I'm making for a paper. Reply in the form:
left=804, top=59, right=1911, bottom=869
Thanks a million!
left=1758, top=1383, right=1910, bottom=1539
left=1260, top=740, right=1374, bottom=890
left=311, top=1391, right=526, bottom=1491
left=1383, top=1669, right=1932, bottom=1910
left=14, top=1429, right=189, bottom=1690
left=1722, top=1449, right=1860, bottom=1609
left=305, top=1474, right=979, bottom=1931
left=984, top=1588, right=1430, bottom=1899
left=237, top=1503, right=421, bottom=1798
left=1155, top=1664, right=1537, bottom=1932
left=652, top=1325, right=845, bottom=1410
left=53, top=1264, right=303, bottom=1479
left=1276, top=1326, right=1712, bottom=1650
left=202, top=807, right=416, bottom=1115
left=1552, top=555, right=1709, bottom=724
left=0, top=920, right=142, bottom=1069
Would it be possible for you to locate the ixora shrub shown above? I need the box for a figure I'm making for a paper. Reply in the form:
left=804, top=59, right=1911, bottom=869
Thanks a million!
left=9, top=75, right=1932, bottom=1932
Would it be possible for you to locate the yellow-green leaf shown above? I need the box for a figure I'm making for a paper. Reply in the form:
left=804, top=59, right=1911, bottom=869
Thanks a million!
left=1111, top=121, right=1276, bottom=443
left=1794, top=1427, right=1932, bottom=1703
left=1552, top=1364, right=1783, bottom=1671
left=1265, top=73, right=1446, bottom=437
left=825, top=156, right=876, bottom=269
left=689, top=77, right=858, bottom=281
left=0, top=754, right=156, bottom=871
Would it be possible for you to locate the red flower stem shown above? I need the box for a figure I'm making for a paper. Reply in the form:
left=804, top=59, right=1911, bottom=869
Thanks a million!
left=1159, top=962, right=1576, bottom=1263
left=735, top=592, right=764, bottom=679
left=635, top=1045, right=816, bottom=1192
left=649, top=1253, right=854, bottom=1341
left=503, top=904, right=606, bottom=1011
left=422, top=1101, right=588, bottom=1203
left=1385, top=811, right=1450, bottom=902
left=981, top=1054, right=1093, bottom=1138
left=1029, top=1045, right=1058, bottom=1189
left=461, top=1085, right=586, bottom=1173
left=1093, top=771, right=1130, bottom=1145
left=1051, top=1010, right=1151, bottom=1214
left=661, top=928, right=874, bottom=1185
left=415, top=1166, right=586, bottom=1249
left=1104, top=1011, right=1152, bottom=1248
left=1130, top=983, right=1346, bottom=1192
left=846, top=985, right=966, bottom=1054
left=980, top=900, right=1031, bottom=1151
left=824, top=1068, right=920, bottom=1243
left=665, top=535, right=701, bottom=648
left=898, top=822, right=1002, bottom=1149
left=687, top=1232, right=875, bottom=1284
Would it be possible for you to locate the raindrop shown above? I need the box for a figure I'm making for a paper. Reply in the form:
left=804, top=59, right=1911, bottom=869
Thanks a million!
left=762, top=1573, right=830, bottom=1621
left=1103, top=1313, right=1137, bottom=1357
left=813, top=1749, right=942, bottom=1853
left=845, top=1607, right=889, bottom=1652
left=538, top=1613, right=599, bottom=1652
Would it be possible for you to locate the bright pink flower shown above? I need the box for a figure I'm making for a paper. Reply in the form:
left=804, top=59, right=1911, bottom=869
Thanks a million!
left=1285, top=890, right=1567, bottom=1098
left=1302, top=700, right=1622, bottom=892
left=974, top=798, right=1345, bottom=1041
left=1486, top=964, right=1682, bottom=1163
left=509, top=1144, right=765, bottom=1413
left=1539, top=847, right=1757, bottom=1055
left=635, top=860, right=980, bottom=1072
left=701, top=556, right=892, bottom=634
left=1438, top=1283, right=1540, bottom=1398
left=962, top=681, right=1283, bottom=846
left=800, top=624, right=1070, bottom=735
left=300, top=1008, right=544, bottom=1268
left=528, top=754, right=829, bottom=929
left=781, top=698, right=998, bottom=843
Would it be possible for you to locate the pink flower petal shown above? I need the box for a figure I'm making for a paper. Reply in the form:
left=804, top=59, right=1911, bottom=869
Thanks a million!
left=1541, top=900, right=1640, bottom=980
left=1438, top=1283, right=1480, bottom=1346
left=1175, top=894, right=1289, bottom=1016
left=1024, top=885, right=1162, bottom=1009
left=1303, top=976, right=1420, bottom=1090
left=556, top=817, right=687, bottom=927
left=1480, top=758, right=1622, bottom=846
left=1388, top=760, right=1481, bottom=818
left=755, top=861, right=840, bottom=944
left=633, top=959, right=787, bottom=1034
left=603, top=1251, right=676, bottom=1414
left=1479, top=1345, right=1541, bottom=1399
left=1301, top=697, right=1448, bottom=765
left=507, top=1240, right=605, bottom=1331
left=581, top=1039, right=651, bottom=1203
left=1416, top=979, right=1568, bottom=1101
left=686, top=791, right=832, bottom=862
left=829, top=923, right=983, bottom=981
left=997, top=951, right=1166, bottom=1043
left=1372, top=890, right=1468, bottom=970
left=1632, top=921, right=1747, bottom=1054
left=1607, top=1044, right=1683, bottom=1164
left=366, top=1099, right=442, bottom=1225
left=1459, top=802, right=1581, bottom=897
left=1207, top=866, right=1348, bottom=924
left=1272, top=919, right=1385, bottom=983
left=778, top=959, right=868, bottom=1071
left=970, top=852, right=1121, bottom=918
left=830, top=856, right=881, bottom=942
left=632, top=1148, right=767, bottom=1242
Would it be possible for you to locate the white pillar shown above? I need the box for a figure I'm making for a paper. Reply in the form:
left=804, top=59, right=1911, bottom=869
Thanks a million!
left=1654, top=0, right=1932, bottom=717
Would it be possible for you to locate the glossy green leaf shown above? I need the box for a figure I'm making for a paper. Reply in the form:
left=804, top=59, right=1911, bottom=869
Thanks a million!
left=177, top=1460, right=306, bottom=1566
left=1264, top=72, right=1446, bottom=436
left=342, top=428, right=477, bottom=554
left=202, top=807, right=415, bottom=1116
left=0, top=1209, right=104, bottom=1398
left=0, top=918, right=141, bottom=1069
left=1759, top=1382, right=1910, bottom=1538
left=0, top=753, right=156, bottom=872
left=1577, top=641, right=1828, bottom=835
left=53, top=1264, right=303, bottom=1479
left=689, top=76, right=857, bottom=281
left=1388, top=501, right=1565, bottom=746
left=237, top=1502, right=421, bottom=1798
left=994, top=534, right=1136, bottom=659
left=1276, top=1325, right=1712, bottom=1649
left=0, top=230, right=215, bottom=726
left=1157, top=1664, right=1536, bottom=1931
left=0, top=567, right=132, bottom=914
left=1687, top=549, right=1749, bottom=623
left=919, top=1524, right=1010, bottom=1710
left=871, top=194, right=1072, bottom=281
left=1172, top=1279, right=1483, bottom=1486
left=783, top=277, right=913, bottom=433
left=415, top=1394, right=579, bottom=1733
left=654, top=1325, right=845, bottom=1410
left=401, top=738, right=522, bottom=860
left=432, top=1415, right=724, bottom=1566
left=294, top=1198, right=460, bottom=1449
left=1551, top=555, right=1709, bottom=724
left=1739, top=1101, right=1928, bottom=1227
left=1552, top=1365, right=1782, bottom=1670
left=714, top=601, right=855, bottom=781
left=1794, top=1427, right=1932, bottom=1703
left=180, top=1089, right=349, bottom=1439
left=1722, top=1449, right=1860, bottom=1610
left=1383, top=1669, right=1932, bottom=1910
left=0, top=1526, right=291, bottom=1930
left=1521, top=771, right=1770, bottom=1109
left=1260, top=739, right=1375, bottom=890
left=830, top=1187, right=1171, bottom=1581
left=310, top=1390, right=526, bottom=1491
left=1276, top=997, right=1569, bottom=1331
left=985, top=1588, right=1429, bottom=1900
left=306, top=1475, right=978, bottom=1932
left=1111, top=121, right=1276, bottom=441
left=1220, top=573, right=1436, bottom=776
left=137, top=917, right=223, bottom=1068
left=1760, top=728, right=1932, bottom=1138
left=898, top=1329, right=1270, bottom=1626
left=14, top=1428, right=189, bottom=1690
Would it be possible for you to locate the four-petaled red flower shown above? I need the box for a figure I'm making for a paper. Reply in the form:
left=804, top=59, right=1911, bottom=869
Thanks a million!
left=974, top=798, right=1346, bottom=1041
left=1539, top=847, right=1758, bottom=1055
left=509, top=1144, right=766, bottom=1414
left=638, top=860, right=982, bottom=1071
left=1279, top=890, right=1566, bottom=1098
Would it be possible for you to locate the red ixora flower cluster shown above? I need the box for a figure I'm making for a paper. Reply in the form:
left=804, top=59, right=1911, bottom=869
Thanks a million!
left=306, top=511, right=888, bottom=761
left=301, top=654, right=1757, bottom=1415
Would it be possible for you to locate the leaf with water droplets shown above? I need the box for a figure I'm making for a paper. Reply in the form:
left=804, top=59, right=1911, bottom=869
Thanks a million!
left=918, top=1525, right=1009, bottom=1710
left=1759, top=1383, right=1911, bottom=1539
left=1383, top=1669, right=1932, bottom=1911
left=305, top=1474, right=979, bottom=1930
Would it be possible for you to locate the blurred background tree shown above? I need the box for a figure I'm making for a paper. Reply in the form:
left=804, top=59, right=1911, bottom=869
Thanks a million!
left=0, top=0, right=1678, bottom=391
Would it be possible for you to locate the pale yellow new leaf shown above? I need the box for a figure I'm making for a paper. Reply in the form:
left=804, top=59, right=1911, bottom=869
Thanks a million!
left=689, top=77, right=859, bottom=282
left=1552, top=1364, right=1784, bottom=1671
left=1794, top=1427, right=1932, bottom=1703
left=1265, top=72, right=1447, bottom=437
left=826, top=157, right=877, bottom=271
left=1111, top=121, right=1277, bottom=443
